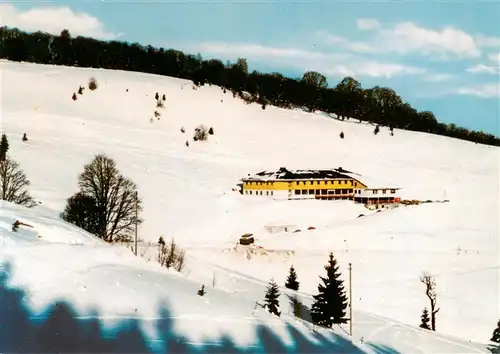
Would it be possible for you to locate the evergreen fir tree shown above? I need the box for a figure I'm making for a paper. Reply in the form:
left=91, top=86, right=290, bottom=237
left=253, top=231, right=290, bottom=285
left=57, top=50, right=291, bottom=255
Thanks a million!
left=264, top=279, right=281, bottom=317
left=285, top=265, right=300, bottom=291
left=419, top=307, right=431, bottom=330
left=491, top=319, right=500, bottom=343
left=310, top=252, right=348, bottom=327
left=0, top=133, right=9, bottom=162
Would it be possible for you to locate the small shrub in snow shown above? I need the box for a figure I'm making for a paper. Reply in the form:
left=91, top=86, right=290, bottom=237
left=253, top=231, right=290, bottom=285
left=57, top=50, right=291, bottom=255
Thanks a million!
left=157, top=236, right=186, bottom=272
left=194, top=125, right=208, bottom=141
left=340, top=132, right=344, bottom=139
left=154, top=111, right=161, bottom=118
left=262, top=103, right=266, bottom=110
left=155, top=92, right=159, bottom=100
left=78, top=86, right=84, bottom=95
left=185, top=140, right=189, bottom=147
left=72, top=93, right=77, bottom=101
left=208, top=127, right=214, bottom=135
left=374, top=125, right=380, bottom=135
left=180, top=127, right=185, bottom=133
left=291, top=296, right=303, bottom=319
left=156, top=99, right=164, bottom=108
left=162, top=93, right=166, bottom=101
left=223, top=88, right=227, bottom=94
left=197, top=285, right=206, bottom=296
left=88, top=77, right=98, bottom=91
left=22, top=133, right=28, bottom=142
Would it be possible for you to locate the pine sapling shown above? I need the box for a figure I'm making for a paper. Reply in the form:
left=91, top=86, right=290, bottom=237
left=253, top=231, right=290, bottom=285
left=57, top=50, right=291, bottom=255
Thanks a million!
left=285, top=265, right=300, bottom=291
left=264, top=279, right=281, bottom=317
left=0, top=133, right=9, bottom=162
left=491, top=319, right=500, bottom=343
left=419, top=307, right=431, bottom=330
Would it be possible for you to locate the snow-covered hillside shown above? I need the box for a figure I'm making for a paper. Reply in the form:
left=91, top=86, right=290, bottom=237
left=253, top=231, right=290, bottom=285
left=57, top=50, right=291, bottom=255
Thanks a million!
left=0, top=59, right=498, bottom=350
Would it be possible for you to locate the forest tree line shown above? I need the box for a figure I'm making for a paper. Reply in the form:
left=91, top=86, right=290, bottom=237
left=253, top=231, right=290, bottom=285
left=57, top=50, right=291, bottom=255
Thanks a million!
left=1, top=26, right=499, bottom=146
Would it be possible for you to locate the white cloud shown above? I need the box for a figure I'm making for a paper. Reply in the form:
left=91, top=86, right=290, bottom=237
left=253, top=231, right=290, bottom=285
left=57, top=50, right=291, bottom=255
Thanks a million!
left=319, top=20, right=483, bottom=60
left=424, top=73, right=454, bottom=82
left=466, top=64, right=499, bottom=75
left=317, top=30, right=376, bottom=53
left=378, top=22, right=480, bottom=59
left=195, top=42, right=347, bottom=61
left=356, top=18, right=380, bottom=31
left=477, top=35, right=500, bottom=48
left=0, top=4, right=120, bottom=40
left=325, top=62, right=424, bottom=79
left=187, top=41, right=425, bottom=79
left=488, top=52, right=500, bottom=63
left=455, top=83, right=499, bottom=98
left=466, top=52, right=500, bottom=75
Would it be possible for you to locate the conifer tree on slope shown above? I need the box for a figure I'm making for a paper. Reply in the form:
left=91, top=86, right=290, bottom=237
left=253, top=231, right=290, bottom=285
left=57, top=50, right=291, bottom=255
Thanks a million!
left=419, top=307, right=431, bottom=330
left=310, top=252, right=348, bottom=327
left=0, top=133, right=9, bottom=162
left=264, top=279, right=281, bottom=317
left=285, top=265, right=300, bottom=291
left=491, top=319, right=500, bottom=343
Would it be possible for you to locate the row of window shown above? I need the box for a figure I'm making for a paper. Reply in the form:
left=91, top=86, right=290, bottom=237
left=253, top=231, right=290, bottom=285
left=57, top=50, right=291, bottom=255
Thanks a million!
left=245, top=179, right=356, bottom=186
left=294, top=189, right=354, bottom=195
left=371, top=189, right=396, bottom=194
left=245, top=190, right=274, bottom=196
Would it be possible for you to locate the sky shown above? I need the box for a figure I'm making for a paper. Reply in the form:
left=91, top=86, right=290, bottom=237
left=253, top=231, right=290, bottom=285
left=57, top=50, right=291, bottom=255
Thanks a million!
left=1, top=0, right=499, bottom=135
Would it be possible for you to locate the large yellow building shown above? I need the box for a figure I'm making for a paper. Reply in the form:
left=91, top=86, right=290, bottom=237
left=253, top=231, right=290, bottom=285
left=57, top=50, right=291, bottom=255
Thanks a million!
left=241, top=167, right=368, bottom=200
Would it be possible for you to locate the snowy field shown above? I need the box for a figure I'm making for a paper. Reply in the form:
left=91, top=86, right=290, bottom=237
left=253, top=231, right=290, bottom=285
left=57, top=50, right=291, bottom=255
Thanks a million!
left=0, top=59, right=499, bottom=351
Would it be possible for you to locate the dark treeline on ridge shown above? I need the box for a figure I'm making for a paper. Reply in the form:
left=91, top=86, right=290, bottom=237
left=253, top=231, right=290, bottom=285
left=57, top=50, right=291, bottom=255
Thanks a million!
left=1, top=26, right=498, bottom=146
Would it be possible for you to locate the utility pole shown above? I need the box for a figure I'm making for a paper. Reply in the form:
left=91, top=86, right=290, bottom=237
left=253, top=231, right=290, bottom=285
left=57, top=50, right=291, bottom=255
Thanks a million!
left=134, top=191, right=138, bottom=256
left=349, top=262, right=353, bottom=337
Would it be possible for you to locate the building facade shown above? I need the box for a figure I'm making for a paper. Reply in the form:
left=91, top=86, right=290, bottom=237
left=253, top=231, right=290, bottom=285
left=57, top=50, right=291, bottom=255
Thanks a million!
left=354, top=188, right=401, bottom=209
left=241, top=167, right=401, bottom=208
left=241, top=167, right=368, bottom=200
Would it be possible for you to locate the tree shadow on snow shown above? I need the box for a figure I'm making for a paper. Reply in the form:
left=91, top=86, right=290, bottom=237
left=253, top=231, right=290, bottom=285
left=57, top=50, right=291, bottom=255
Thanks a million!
left=0, top=262, right=402, bottom=353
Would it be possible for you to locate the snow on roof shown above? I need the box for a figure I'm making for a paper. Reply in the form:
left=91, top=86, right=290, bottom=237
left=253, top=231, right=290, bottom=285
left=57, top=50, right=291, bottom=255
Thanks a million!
left=242, top=167, right=402, bottom=189
left=242, top=167, right=354, bottom=181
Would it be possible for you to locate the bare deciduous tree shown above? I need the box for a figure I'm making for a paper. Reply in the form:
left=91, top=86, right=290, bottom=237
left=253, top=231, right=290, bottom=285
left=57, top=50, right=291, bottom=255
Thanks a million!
left=67, top=153, right=142, bottom=243
left=0, top=157, right=36, bottom=207
left=420, top=271, right=439, bottom=331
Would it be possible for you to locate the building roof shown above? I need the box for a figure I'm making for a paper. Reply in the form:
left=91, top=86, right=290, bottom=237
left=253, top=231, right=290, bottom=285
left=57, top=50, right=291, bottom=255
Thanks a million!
left=242, top=167, right=402, bottom=189
left=242, top=167, right=354, bottom=181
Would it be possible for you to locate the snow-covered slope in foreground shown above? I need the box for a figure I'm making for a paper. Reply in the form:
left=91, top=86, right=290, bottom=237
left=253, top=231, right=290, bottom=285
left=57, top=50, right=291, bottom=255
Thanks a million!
left=0, top=201, right=491, bottom=353
left=0, top=60, right=499, bottom=346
